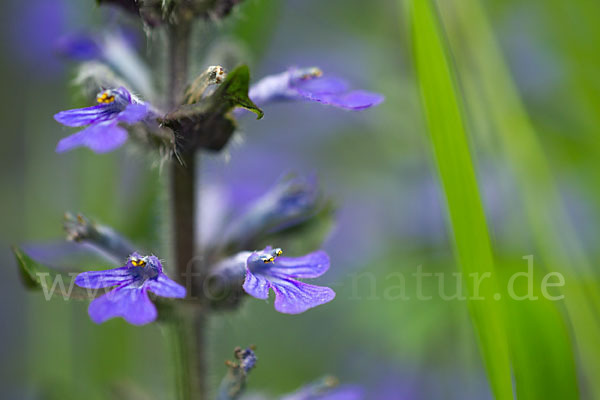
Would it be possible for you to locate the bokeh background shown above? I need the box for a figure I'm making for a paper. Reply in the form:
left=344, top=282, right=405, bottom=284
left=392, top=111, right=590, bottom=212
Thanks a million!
left=1, top=0, right=599, bottom=398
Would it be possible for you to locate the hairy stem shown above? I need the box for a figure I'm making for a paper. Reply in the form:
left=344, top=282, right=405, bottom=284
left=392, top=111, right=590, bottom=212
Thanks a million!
left=168, top=20, right=196, bottom=286
left=166, top=19, right=207, bottom=400
left=167, top=22, right=192, bottom=109
left=167, top=307, right=207, bottom=400
left=171, top=153, right=196, bottom=283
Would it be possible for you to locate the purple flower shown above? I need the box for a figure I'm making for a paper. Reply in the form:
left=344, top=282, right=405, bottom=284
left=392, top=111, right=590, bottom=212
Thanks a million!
left=247, top=67, right=384, bottom=110
left=241, top=246, right=335, bottom=314
left=54, top=86, right=152, bottom=153
left=75, top=253, right=185, bottom=325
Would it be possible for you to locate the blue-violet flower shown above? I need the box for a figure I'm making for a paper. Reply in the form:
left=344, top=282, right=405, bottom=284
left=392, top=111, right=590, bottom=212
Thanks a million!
left=54, top=86, right=152, bottom=153
left=75, top=253, right=185, bottom=325
left=248, top=67, right=384, bottom=110
left=221, top=246, right=335, bottom=314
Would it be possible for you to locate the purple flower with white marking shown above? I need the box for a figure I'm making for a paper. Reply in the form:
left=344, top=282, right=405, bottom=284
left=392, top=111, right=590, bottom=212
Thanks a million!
left=75, top=253, right=185, bottom=325
left=240, top=246, right=335, bottom=314
left=247, top=67, right=384, bottom=110
left=54, top=86, right=152, bottom=153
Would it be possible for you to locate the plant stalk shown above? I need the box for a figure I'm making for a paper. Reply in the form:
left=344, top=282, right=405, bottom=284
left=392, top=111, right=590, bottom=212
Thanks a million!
left=166, top=19, right=207, bottom=400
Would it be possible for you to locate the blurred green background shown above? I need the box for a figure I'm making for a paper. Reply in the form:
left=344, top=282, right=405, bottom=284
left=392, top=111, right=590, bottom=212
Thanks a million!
left=1, top=0, right=600, bottom=398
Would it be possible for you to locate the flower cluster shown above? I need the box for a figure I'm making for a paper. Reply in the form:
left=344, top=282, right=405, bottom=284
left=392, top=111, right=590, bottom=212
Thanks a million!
left=73, top=243, right=334, bottom=323
left=53, top=61, right=382, bottom=156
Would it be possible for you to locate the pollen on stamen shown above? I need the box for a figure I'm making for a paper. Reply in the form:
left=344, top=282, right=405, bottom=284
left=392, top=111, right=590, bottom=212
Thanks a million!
left=211, top=66, right=226, bottom=84
left=130, top=256, right=147, bottom=267
left=300, top=68, right=323, bottom=80
left=96, top=91, right=116, bottom=104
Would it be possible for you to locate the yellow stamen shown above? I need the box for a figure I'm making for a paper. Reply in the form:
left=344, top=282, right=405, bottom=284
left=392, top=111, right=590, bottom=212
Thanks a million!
left=96, top=91, right=116, bottom=104
left=300, top=68, right=323, bottom=80
left=131, top=258, right=147, bottom=267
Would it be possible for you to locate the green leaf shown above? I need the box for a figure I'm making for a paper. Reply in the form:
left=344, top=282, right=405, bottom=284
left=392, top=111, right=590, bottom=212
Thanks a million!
left=214, top=65, right=263, bottom=119
left=12, top=246, right=89, bottom=300
left=177, top=65, right=262, bottom=119
left=12, top=245, right=47, bottom=289
left=163, top=65, right=263, bottom=152
left=409, top=1, right=513, bottom=398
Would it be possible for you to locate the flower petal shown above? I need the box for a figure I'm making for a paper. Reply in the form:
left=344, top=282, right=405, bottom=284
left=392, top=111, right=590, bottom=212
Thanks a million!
left=242, top=269, right=270, bottom=300
left=88, top=285, right=157, bottom=325
left=54, top=104, right=119, bottom=127
left=269, top=250, right=330, bottom=279
left=247, top=70, right=295, bottom=106
left=117, top=103, right=149, bottom=124
left=270, top=277, right=335, bottom=314
left=243, top=249, right=336, bottom=313
left=293, top=76, right=349, bottom=95
left=146, top=273, right=186, bottom=298
left=113, top=86, right=133, bottom=103
left=298, top=90, right=384, bottom=110
left=75, top=266, right=132, bottom=289
left=56, top=121, right=128, bottom=153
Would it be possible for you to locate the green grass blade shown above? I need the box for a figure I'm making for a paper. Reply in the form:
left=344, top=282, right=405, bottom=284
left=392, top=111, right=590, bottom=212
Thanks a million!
left=436, top=0, right=598, bottom=396
left=498, top=259, right=578, bottom=399
left=409, top=1, right=513, bottom=398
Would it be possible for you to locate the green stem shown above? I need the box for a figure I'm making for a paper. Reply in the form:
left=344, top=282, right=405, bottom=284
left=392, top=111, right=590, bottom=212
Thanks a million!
left=167, top=22, right=192, bottom=109
left=167, top=307, right=207, bottom=400
left=166, top=19, right=208, bottom=400
left=171, top=153, right=196, bottom=283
